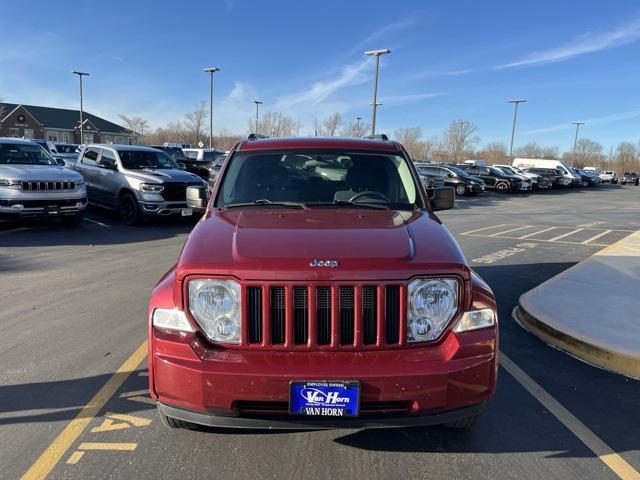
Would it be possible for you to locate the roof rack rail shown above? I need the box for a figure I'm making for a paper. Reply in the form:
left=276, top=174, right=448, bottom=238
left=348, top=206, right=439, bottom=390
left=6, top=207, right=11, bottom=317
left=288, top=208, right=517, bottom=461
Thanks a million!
left=247, top=133, right=269, bottom=140
left=363, top=134, right=389, bottom=141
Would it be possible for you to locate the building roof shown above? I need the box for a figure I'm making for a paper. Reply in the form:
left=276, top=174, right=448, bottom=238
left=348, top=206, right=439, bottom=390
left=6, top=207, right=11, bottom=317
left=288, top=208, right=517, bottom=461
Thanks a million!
left=0, top=103, right=133, bottom=135
left=237, top=136, right=401, bottom=152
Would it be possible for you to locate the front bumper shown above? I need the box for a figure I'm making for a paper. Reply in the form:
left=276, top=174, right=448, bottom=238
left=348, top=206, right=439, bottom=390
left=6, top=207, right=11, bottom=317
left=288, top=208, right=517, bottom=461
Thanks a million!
left=157, top=401, right=486, bottom=430
left=139, top=200, right=205, bottom=217
left=150, top=326, right=497, bottom=429
left=0, top=192, right=87, bottom=219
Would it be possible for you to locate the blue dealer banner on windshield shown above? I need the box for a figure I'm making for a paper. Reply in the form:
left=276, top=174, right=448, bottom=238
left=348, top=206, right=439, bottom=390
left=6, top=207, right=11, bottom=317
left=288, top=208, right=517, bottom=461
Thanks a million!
left=289, top=381, right=360, bottom=416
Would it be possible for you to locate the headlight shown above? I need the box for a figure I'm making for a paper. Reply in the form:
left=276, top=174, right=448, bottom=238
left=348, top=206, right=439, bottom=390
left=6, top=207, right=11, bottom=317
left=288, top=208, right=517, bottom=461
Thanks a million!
left=188, top=279, right=241, bottom=344
left=140, top=183, right=164, bottom=193
left=0, top=178, right=21, bottom=189
left=454, top=308, right=495, bottom=333
left=408, top=278, right=458, bottom=342
left=152, top=308, right=194, bottom=333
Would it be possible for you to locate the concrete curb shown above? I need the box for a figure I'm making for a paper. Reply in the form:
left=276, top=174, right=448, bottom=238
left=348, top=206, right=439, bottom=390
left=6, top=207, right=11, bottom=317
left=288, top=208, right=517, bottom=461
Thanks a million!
left=513, top=305, right=640, bottom=379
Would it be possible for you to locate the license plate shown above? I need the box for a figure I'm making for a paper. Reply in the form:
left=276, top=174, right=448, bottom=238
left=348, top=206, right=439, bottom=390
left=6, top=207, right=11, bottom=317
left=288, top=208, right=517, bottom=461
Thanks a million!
left=289, top=381, right=360, bottom=417
left=181, top=208, right=193, bottom=217
left=45, top=206, right=59, bottom=215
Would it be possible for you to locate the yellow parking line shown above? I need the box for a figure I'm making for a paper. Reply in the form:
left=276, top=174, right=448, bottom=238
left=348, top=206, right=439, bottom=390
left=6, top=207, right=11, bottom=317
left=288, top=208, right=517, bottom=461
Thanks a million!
left=517, top=226, right=556, bottom=239
left=500, top=352, right=640, bottom=480
left=82, top=217, right=111, bottom=228
left=548, top=228, right=584, bottom=242
left=460, top=224, right=510, bottom=235
left=582, top=229, right=613, bottom=244
left=20, top=341, right=148, bottom=480
left=78, top=442, right=138, bottom=451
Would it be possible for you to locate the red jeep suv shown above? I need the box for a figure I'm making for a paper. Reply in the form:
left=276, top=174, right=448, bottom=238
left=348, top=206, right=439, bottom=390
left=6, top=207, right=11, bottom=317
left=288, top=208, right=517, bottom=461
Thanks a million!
left=148, top=136, right=498, bottom=430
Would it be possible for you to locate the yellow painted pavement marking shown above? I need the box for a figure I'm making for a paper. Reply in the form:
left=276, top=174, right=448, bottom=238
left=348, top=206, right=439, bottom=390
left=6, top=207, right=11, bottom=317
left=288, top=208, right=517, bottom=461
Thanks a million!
left=65, top=451, right=84, bottom=465
left=20, top=340, right=148, bottom=480
left=119, top=389, right=149, bottom=398
left=90, top=418, right=130, bottom=433
left=517, top=226, right=557, bottom=239
left=548, top=228, right=585, bottom=242
left=82, top=217, right=111, bottom=228
left=77, top=442, right=138, bottom=451
left=581, top=229, right=613, bottom=245
left=105, top=412, right=152, bottom=426
left=500, top=352, right=640, bottom=480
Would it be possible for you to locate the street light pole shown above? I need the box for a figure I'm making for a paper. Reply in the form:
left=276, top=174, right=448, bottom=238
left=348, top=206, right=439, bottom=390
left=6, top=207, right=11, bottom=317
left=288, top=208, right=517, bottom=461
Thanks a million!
left=203, top=67, right=221, bottom=149
left=572, top=121, right=585, bottom=167
left=365, top=49, right=390, bottom=136
left=71, top=71, right=90, bottom=144
left=508, top=99, right=526, bottom=163
left=356, top=116, right=362, bottom=137
left=253, top=100, right=263, bottom=134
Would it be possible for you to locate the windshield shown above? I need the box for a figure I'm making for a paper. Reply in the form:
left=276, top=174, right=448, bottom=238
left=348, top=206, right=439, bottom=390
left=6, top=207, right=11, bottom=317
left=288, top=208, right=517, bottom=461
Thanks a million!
left=217, top=151, right=420, bottom=210
left=55, top=144, right=78, bottom=154
left=183, top=150, right=199, bottom=159
left=0, top=143, right=56, bottom=165
left=489, top=167, right=507, bottom=177
left=118, top=150, right=179, bottom=170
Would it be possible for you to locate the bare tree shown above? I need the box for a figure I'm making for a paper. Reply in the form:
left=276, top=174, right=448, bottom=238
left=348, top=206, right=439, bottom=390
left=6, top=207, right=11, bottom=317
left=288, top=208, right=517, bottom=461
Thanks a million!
left=393, top=127, right=425, bottom=160
left=572, top=138, right=603, bottom=167
left=442, top=120, right=480, bottom=163
left=477, top=142, right=508, bottom=164
left=251, top=111, right=298, bottom=137
left=340, top=119, right=370, bottom=137
left=184, top=102, right=208, bottom=145
left=514, top=142, right=558, bottom=159
left=119, top=114, right=149, bottom=137
left=315, top=112, right=342, bottom=136
left=215, top=128, right=243, bottom=151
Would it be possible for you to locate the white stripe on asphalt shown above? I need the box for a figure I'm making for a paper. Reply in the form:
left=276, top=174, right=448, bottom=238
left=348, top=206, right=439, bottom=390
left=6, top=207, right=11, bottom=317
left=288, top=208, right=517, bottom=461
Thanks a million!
left=517, top=226, right=557, bottom=239
left=581, top=230, right=613, bottom=245
left=460, top=224, right=510, bottom=235
left=548, top=228, right=584, bottom=242
left=500, top=350, right=640, bottom=480
left=83, top=217, right=111, bottom=228
left=489, top=226, right=532, bottom=237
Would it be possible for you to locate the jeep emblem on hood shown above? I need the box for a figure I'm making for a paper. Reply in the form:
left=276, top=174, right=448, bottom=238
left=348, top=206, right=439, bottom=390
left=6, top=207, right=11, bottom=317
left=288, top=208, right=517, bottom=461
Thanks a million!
left=309, top=259, right=339, bottom=268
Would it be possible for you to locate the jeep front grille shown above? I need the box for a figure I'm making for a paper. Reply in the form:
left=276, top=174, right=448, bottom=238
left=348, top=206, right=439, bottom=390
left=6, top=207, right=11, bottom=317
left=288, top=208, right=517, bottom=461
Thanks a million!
left=244, top=283, right=405, bottom=350
left=21, top=180, right=76, bottom=191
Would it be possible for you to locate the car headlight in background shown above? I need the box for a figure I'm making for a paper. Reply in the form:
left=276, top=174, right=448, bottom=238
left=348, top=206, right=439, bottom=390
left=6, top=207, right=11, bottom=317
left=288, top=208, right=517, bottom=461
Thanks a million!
left=188, top=279, right=241, bottom=344
left=408, top=278, right=458, bottom=342
left=0, top=178, right=21, bottom=189
left=152, top=308, right=194, bottom=333
left=454, top=308, right=496, bottom=333
left=140, top=183, right=164, bottom=193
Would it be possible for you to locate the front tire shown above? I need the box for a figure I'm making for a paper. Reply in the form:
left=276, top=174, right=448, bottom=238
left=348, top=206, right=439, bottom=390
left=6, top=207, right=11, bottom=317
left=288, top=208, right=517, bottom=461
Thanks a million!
left=455, top=185, right=466, bottom=196
left=119, top=192, right=141, bottom=225
left=157, top=407, right=198, bottom=430
left=495, top=181, right=509, bottom=193
left=444, top=411, right=483, bottom=430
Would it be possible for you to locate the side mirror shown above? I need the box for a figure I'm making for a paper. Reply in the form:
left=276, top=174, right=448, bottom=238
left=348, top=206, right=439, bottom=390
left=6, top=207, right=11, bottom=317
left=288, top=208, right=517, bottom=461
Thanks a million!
left=186, top=185, right=208, bottom=209
left=178, top=162, right=187, bottom=170
left=430, top=186, right=455, bottom=211
left=55, top=158, right=66, bottom=166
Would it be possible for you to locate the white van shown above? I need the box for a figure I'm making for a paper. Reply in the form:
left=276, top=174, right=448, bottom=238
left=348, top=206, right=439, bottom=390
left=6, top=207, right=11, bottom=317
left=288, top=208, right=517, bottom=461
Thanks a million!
left=512, top=158, right=578, bottom=186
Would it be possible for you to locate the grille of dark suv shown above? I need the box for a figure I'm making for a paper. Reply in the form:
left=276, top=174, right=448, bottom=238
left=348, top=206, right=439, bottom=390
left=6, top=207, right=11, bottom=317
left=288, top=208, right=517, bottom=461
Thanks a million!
left=244, top=284, right=403, bottom=349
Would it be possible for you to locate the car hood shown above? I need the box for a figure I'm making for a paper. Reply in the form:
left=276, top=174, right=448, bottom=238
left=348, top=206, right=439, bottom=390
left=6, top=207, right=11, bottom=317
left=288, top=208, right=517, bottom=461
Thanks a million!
left=0, top=164, right=83, bottom=181
left=176, top=209, right=470, bottom=282
left=123, top=168, right=204, bottom=184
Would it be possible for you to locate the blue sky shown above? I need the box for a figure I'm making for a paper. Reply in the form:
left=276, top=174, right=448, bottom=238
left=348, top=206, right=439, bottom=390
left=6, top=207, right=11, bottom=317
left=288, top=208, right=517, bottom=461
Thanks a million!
left=1, top=0, right=639, bottom=150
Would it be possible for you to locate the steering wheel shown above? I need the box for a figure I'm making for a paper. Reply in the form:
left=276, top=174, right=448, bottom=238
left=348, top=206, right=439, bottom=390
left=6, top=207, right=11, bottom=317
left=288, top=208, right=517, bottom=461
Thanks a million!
left=348, top=191, right=390, bottom=203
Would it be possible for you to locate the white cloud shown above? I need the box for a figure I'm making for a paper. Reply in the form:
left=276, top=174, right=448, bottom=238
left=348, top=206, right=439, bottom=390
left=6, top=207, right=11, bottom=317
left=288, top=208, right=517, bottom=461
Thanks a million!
left=347, top=19, right=416, bottom=56
left=380, top=92, right=445, bottom=106
left=409, top=68, right=474, bottom=79
left=498, top=17, right=640, bottom=69
left=520, top=110, right=640, bottom=136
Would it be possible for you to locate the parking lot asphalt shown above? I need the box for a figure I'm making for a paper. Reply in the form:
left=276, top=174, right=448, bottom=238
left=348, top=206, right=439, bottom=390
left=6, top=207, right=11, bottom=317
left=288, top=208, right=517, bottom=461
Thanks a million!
left=2, top=184, right=639, bottom=480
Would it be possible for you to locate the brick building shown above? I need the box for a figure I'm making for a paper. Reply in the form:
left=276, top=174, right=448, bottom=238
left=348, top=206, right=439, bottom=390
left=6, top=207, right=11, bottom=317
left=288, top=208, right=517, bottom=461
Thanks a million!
left=0, top=103, right=136, bottom=145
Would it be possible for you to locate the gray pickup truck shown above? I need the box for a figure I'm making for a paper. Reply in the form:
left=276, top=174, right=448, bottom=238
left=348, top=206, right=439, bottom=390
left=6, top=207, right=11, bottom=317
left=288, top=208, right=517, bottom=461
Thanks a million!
left=0, top=138, right=87, bottom=224
left=74, top=144, right=209, bottom=225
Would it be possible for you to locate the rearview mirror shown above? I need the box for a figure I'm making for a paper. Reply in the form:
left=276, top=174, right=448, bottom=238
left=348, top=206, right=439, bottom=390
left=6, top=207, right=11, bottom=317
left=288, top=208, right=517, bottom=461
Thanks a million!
left=430, top=186, right=455, bottom=211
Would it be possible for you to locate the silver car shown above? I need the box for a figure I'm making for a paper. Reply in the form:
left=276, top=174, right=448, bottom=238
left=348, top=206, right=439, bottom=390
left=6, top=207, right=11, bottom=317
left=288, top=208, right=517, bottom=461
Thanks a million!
left=0, top=138, right=87, bottom=224
left=74, top=144, right=208, bottom=225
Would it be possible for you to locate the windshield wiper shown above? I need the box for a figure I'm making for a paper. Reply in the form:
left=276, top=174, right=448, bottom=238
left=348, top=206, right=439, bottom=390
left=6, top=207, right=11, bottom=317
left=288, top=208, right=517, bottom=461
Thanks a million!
left=224, top=199, right=308, bottom=209
left=306, top=200, right=390, bottom=210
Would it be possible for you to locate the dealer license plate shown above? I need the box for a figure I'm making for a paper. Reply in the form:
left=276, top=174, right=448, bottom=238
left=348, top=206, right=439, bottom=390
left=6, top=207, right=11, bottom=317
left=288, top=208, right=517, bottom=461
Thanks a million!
left=289, top=381, right=360, bottom=417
